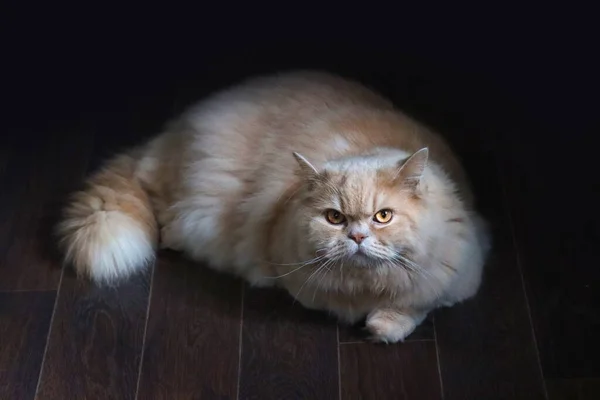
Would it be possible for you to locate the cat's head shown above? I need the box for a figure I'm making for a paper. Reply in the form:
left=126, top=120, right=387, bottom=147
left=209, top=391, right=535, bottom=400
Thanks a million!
left=293, top=148, right=433, bottom=268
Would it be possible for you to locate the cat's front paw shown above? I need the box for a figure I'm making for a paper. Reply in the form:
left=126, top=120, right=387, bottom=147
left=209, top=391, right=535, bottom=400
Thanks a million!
left=366, top=309, right=417, bottom=344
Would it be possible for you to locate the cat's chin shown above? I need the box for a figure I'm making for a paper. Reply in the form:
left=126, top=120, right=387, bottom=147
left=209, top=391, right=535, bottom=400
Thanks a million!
left=347, top=251, right=379, bottom=268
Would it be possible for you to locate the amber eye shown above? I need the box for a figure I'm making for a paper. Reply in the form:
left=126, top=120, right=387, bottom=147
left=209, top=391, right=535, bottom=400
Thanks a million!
left=373, top=209, right=393, bottom=224
left=325, top=209, right=346, bottom=225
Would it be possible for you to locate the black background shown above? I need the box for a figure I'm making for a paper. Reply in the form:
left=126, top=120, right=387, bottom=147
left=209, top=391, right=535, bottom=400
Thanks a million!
left=4, top=3, right=597, bottom=149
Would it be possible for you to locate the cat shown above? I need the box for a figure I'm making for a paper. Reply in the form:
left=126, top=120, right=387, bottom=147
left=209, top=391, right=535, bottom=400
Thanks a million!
left=57, top=71, right=490, bottom=343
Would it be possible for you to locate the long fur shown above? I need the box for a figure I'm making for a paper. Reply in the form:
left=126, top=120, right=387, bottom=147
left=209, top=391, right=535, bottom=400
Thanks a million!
left=57, top=153, right=158, bottom=283
left=57, top=71, right=491, bottom=342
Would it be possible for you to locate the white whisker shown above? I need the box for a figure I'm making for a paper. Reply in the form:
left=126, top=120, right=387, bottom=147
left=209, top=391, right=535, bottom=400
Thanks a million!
left=265, top=257, right=325, bottom=279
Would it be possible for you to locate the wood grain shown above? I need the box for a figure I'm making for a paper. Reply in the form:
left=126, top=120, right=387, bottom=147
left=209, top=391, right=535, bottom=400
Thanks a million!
left=547, top=379, right=600, bottom=400
left=239, top=287, right=338, bottom=400
left=339, top=341, right=442, bottom=400
left=137, top=251, right=242, bottom=400
left=434, top=152, right=546, bottom=400
left=547, top=379, right=579, bottom=400
left=498, top=146, right=600, bottom=380
left=0, top=291, right=56, bottom=400
left=36, top=269, right=152, bottom=400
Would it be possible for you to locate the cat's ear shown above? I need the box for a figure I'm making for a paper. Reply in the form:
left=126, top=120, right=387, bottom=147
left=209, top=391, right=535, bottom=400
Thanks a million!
left=293, top=152, right=319, bottom=180
left=395, top=147, right=429, bottom=189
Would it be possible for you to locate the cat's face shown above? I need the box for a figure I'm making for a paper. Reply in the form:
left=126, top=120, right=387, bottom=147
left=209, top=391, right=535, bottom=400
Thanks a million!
left=294, top=148, right=428, bottom=268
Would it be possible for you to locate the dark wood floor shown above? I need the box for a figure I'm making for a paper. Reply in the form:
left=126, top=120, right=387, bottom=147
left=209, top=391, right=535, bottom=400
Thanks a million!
left=1, top=100, right=598, bottom=400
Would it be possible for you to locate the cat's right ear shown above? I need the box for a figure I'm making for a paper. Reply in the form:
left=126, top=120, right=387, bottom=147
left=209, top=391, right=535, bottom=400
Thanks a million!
left=293, top=152, right=319, bottom=180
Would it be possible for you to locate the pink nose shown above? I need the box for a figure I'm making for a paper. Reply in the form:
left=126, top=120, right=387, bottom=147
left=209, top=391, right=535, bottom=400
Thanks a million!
left=349, top=232, right=367, bottom=244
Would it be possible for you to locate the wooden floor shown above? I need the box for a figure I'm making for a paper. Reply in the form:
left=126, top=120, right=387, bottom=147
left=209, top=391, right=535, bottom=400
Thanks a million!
left=1, top=97, right=598, bottom=400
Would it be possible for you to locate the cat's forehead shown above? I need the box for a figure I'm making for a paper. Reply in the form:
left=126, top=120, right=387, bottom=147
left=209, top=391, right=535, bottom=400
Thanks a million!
left=313, top=167, right=400, bottom=215
left=322, top=152, right=402, bottom=188
left=326, top=167, right=379, bottom=190
left=309, top=149, right=413, bottom=212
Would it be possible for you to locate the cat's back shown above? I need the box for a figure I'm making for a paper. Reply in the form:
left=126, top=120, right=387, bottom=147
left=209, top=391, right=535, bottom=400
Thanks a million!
left=179, top=71, right=449, bottom=174
left=178, top=71, right=466, bottom=196
left=181, top=70, right=395, bottom=151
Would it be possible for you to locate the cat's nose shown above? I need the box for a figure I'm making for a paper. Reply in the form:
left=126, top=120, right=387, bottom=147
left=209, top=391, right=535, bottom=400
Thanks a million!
left=348, top=232, right=368, bottom=244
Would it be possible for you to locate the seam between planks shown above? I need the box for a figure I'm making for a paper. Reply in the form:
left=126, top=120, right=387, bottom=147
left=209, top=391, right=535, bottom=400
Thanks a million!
left=134, top=261, right=157, bottom=400
left=0, top=289, right=57, bottom=294
left=338, top=338, right=435, bottom=345
left=236, top=282, right=245, bottom=400
left=433, top=314, right=445, bottom=400
left=33, top=265, right=65, bottom=399
left=336, top=325, right=342, bottom=400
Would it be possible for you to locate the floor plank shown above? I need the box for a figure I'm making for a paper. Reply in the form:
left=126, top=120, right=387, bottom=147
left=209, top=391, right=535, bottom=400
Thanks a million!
left=547, top=378, right=600, bottom=400
left=434, top=151, right=546, bottom=400
left=498, top=146, right=600, bottom=380
left=0, top=291, right=56, bottom=400
left=0, top=131, right=93, bottom=291
left=35, top=269, right=151, bottom=400
left=340, top=341, right=441, bottom=400
left=239, top=287, right=338, bottom=400
left=137, top=251, right=242, bottom=400
left=547, top=379, right=579, bottom=400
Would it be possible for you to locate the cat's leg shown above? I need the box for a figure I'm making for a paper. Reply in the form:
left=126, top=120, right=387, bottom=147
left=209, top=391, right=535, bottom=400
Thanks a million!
left=366, top=307, right=428, bottom=343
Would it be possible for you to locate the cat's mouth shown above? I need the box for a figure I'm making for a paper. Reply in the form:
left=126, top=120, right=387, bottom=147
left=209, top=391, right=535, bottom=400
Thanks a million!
left=347, top=247, right=373, bottom=264
left=345, top=245, right=394, bottom=266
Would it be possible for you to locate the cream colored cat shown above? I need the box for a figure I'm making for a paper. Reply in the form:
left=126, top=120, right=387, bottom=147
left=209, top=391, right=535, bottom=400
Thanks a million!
left=58, top=71, right=490, bottom=343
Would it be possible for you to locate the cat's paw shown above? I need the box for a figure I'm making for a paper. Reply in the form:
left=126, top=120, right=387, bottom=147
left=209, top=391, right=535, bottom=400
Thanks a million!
left=366, top=310, right=417, bottom=344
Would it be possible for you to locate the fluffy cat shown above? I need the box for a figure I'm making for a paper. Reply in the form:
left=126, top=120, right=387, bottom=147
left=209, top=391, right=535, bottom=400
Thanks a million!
left=57, top=71, right=490, bottom=343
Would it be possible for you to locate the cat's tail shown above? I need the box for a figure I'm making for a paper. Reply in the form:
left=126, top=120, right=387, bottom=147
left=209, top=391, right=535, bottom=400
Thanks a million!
left=56, top=152, right=158, bottom=284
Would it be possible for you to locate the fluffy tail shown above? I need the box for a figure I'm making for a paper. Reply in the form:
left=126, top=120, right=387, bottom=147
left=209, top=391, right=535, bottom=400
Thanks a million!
left=57, top=153, right=158, bottom=283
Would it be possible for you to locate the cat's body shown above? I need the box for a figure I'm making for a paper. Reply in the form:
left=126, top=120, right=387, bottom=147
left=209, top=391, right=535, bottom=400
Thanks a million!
left=58, top=71, right=490, bottom=342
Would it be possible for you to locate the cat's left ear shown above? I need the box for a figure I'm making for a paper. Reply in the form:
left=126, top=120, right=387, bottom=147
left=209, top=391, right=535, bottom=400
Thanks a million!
left=293, top=152, right=319, bottom=180
left=395, top=147, right=429, bottom=190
